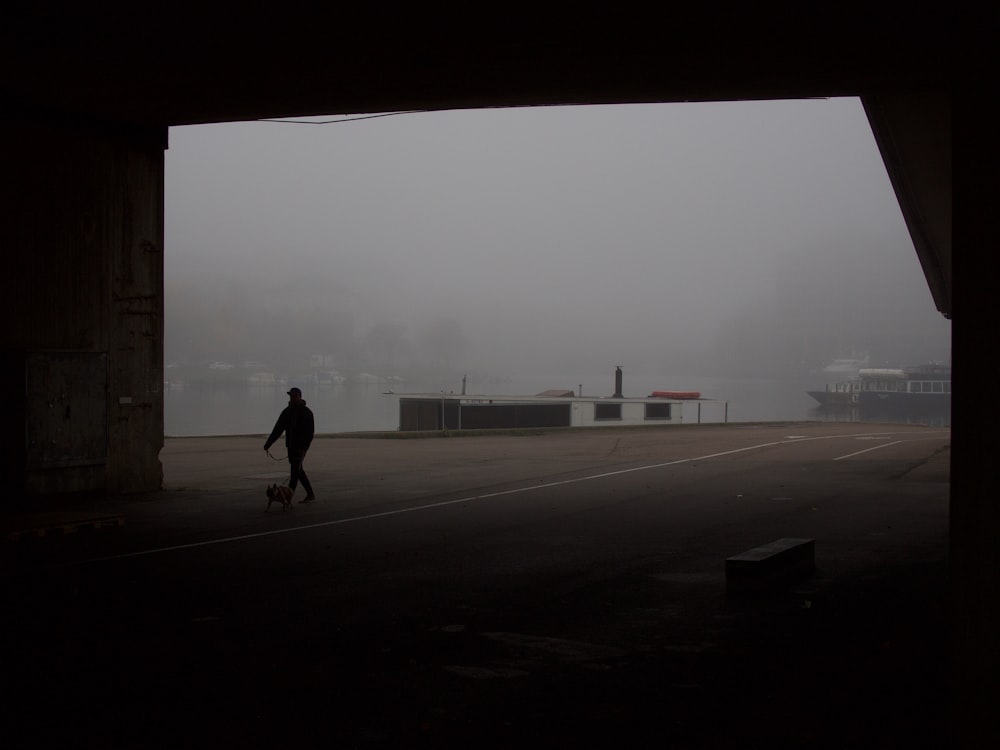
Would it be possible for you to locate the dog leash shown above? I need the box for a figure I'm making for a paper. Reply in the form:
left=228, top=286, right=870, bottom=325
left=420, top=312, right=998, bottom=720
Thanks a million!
left=265, top=449, right=288, bottom=461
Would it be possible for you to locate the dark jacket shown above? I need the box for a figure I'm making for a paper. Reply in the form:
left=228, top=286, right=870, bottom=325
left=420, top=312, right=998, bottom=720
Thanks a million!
left=264, top=400, right=315, bottom=453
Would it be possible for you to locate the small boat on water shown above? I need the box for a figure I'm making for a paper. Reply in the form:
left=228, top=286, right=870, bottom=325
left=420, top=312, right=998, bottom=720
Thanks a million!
left=808, top=363, right=951, bottom=415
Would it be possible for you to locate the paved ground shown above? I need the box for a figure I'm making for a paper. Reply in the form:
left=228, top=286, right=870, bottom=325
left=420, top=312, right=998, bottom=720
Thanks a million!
left=1, top=422, right=950, bottom=748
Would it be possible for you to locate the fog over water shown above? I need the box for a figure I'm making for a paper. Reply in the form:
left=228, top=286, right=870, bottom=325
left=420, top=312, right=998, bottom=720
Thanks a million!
left=164, top=98, right=950, bottom=434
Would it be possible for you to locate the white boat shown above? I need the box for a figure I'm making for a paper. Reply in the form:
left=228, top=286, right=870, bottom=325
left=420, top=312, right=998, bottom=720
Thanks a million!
left=808, top=362, right=951, bottom=416
left=822, top=354, right=870, bottom=376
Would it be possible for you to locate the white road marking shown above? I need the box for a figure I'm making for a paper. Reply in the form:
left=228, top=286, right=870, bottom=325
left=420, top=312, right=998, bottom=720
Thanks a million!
left=833, top=440, right=904, bottom=460
left=80, top=429, right=948, bottom=564
left=832, top=433, right=947, bottom=460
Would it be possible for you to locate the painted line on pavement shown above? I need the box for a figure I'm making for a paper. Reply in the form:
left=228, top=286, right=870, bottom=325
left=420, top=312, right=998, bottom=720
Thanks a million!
left=832, top=433, right=948, bottom=461
left=79, top=429, right=949, bottom=564
left=833, top=440, right=904, bottom=460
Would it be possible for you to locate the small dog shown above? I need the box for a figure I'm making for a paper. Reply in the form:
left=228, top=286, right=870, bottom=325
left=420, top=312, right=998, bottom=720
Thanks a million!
left=265, top=483, right=294, bottom=512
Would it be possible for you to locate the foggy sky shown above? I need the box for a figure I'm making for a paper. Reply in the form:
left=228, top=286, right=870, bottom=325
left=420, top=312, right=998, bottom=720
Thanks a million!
left=164, top=97, right=950, bottom=381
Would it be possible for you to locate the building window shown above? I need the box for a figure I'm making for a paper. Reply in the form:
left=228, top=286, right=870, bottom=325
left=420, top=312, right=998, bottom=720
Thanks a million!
left=594, top=402, right=622, bottom=421
left=645, top=403, right=672, bottom=420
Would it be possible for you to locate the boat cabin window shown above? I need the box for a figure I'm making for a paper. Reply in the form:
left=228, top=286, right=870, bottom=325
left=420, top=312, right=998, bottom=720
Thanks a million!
left=594, top=403, right=622, bottom=421
left=645, top=403, right=672, bottom=420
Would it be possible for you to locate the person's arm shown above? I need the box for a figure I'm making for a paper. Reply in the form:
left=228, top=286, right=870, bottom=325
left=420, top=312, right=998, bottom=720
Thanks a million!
left=304, top=409, right=315, bottom=451
left=263, top=411, right=287, bottom=451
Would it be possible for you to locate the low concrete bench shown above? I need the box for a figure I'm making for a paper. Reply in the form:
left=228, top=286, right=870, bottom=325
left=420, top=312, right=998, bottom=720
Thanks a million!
left=726, top=537, right=815, bottom=593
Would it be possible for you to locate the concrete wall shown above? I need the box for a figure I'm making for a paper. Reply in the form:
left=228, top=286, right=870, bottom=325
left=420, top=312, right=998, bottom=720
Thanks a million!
left=1, top=118, right=166, bottom=496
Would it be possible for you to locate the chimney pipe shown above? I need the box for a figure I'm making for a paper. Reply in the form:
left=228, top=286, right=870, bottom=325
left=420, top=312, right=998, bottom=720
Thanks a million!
left=613, top=366, right=623, bottom=398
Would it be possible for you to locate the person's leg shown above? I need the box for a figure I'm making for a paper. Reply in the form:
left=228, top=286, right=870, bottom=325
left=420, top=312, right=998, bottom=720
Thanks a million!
left=298, top=466, right=314, bottom=499
left=289, top=451, right=314, bottom=501
left=288, top=453, right=302, bottom=492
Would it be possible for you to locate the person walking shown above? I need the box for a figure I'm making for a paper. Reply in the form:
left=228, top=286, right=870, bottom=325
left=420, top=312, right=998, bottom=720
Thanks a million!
left=264, top=387, right=316, bottom=503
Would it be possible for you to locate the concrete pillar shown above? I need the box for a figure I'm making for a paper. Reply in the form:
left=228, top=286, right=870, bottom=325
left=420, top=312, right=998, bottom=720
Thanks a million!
left=866, top=89, right=996, bottom=747
left=1, top=117, right=166, bottom=496
left=948, top=98, right=1000, bottom=748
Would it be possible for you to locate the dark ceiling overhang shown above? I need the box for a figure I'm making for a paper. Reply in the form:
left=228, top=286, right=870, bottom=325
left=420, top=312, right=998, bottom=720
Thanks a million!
left=1, top=7, right=955, bottom=316
left=2, top=8, right=955, bottom=126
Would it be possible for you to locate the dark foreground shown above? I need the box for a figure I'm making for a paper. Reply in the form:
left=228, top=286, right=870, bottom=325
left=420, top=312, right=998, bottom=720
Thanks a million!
left=1, top=423, right=950, bottom=748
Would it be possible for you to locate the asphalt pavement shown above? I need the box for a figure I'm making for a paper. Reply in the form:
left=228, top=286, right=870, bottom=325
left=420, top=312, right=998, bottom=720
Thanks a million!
left=1, top=422, right=951, bottom=748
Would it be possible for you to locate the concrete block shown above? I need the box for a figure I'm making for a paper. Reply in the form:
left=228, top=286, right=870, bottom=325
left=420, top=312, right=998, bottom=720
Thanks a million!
left=726, top=537, right=815, bottom=592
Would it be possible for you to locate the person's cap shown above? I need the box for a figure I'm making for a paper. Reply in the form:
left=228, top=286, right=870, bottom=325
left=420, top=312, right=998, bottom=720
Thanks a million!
left=287, top=387, right=302, bottom=397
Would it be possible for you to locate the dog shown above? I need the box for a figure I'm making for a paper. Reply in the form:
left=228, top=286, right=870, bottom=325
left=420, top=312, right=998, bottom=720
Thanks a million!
left=265, top=483, right=294, bottom=512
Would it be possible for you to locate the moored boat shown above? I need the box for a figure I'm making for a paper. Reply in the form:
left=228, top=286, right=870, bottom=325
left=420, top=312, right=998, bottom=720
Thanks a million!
left=808, top=363, right=951, bottom=415
left=806, top=380, right=860, bottom=408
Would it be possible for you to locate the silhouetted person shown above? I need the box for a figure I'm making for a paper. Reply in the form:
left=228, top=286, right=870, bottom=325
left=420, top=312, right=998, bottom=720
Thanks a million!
left=264, top=387, right=316, bottom=503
